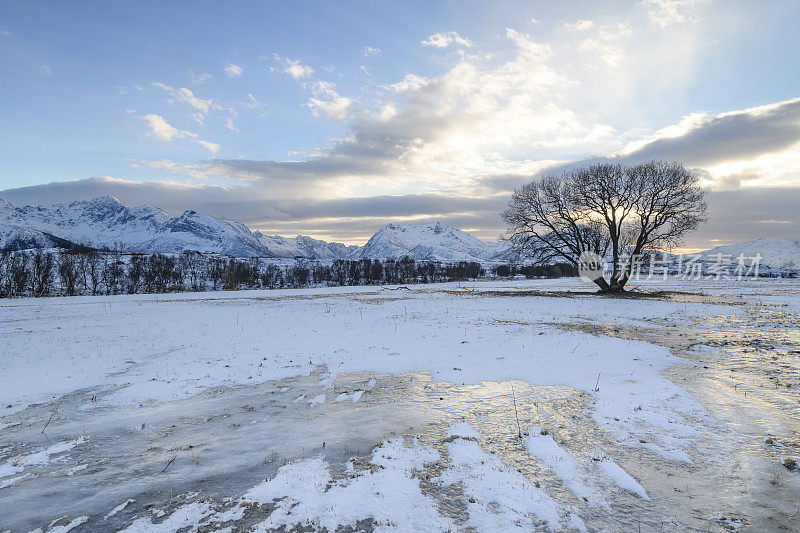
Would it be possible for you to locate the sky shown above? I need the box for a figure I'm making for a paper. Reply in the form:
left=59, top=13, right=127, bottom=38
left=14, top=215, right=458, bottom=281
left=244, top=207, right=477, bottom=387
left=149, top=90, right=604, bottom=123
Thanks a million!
left=1, top=0, right=799, bottom=250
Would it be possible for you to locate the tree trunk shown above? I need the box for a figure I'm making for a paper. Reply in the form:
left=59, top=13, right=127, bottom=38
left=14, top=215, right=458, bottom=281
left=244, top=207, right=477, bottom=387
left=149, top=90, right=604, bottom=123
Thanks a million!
left=609, top=278, right=628, bottom=292
left=592, top=276, right=611, bottom=292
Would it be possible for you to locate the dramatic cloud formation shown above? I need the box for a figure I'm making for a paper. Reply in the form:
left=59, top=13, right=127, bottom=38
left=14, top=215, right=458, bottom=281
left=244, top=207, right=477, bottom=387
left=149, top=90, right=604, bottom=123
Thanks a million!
left=616, top=98, right=800, bottom=181
left=2, top=2, right=798, bottom=249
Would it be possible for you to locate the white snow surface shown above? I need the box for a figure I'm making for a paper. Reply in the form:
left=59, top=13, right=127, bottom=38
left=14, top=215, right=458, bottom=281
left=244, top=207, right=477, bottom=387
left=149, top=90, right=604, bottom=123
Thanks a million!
left=595, top=458, right=650, bottom=500
left=0, top=279, right=726, bottom=430
left=525, top=427, right=601, bottom=505
left=2, top=276, right=800, bottom=531
left=245, top=438, right=452, bottom=532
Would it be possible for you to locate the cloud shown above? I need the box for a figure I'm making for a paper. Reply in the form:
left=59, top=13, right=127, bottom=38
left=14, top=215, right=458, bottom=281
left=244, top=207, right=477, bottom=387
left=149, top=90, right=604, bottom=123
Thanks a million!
left=525, top=97, right=800, bottom=196
left=186, top=71, right=212, bottom=84
left=564, top=20, right=594, bottom=31
left=196, top=140, right=221, bottom=154
left=38, top=65, right=53, bottom=76
left=138, top=114, right=221, bottom=153
left=363, top=46, right=381, bottom=56
left=130, top=159, right=211, bottom=180
left=421, top=31, right=474, bottom=48
left=272, top=54, right=313, bottom=79
left=0, top=30, right=12, bottom=37
left=642, top=0, right=703, bottom=27
left=576, top=23, right=631, bottom=68
left=384, top=74, right=429, bottom=93
left=120, top=27, right=636, bottom=200
left=616, top=98, right=800, bottom=173
left=224, top=64, right=243, bottom=78
left=695, top=186, right=800, bottom=248
left=151, top=83, right=218, bottom=115
left=224, top=117, right=238, bottom=132
left=140, top=114, right=183, bottom=141
left=305, top=81, right=352, bottom=120
left=241, top=93, right=268, bottom=116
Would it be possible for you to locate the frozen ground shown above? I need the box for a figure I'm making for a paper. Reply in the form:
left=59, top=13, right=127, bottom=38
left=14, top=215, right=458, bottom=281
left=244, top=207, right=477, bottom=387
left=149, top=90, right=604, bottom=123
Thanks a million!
left=1, top=277, right=799, bottom=531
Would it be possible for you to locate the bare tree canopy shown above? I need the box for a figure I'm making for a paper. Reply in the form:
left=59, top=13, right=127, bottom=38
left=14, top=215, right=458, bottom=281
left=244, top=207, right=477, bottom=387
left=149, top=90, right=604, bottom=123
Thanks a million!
left=502, top=161, right=708, bottom=292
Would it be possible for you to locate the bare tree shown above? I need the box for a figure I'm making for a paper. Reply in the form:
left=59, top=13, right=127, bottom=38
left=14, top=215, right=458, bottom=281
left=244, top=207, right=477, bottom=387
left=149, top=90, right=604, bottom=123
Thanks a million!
left=179, top=251, right=204, bottom=291
left=30, top=249, right=54, bottom=296
left=0, top=251, right=10, bottom=297
left=58, top=254, right=80, bottom=296
left=86, top=252, right=103, bottom=295
left=9, top=253, right=29, bottom=297
left=103, top=248, right=125, bottom=294
left=502, top=161, right=707, bottom=292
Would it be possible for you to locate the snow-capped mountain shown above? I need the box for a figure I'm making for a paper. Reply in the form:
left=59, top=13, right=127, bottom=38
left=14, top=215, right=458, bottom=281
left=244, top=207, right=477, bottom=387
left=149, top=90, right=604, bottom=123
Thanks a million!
left=351, top=221, right=511, bottom=262
left=697, top=238, right=800, bottom=270
left=0, top=196, right=361, bottom=259
left=0, top=196, right=272, bottom=257
left=0, top=198, right=513, bottom=261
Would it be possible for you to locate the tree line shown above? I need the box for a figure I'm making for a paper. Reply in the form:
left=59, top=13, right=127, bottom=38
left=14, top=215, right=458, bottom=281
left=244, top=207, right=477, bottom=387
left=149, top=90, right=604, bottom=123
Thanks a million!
left=0, top=249, right=577, bottom=298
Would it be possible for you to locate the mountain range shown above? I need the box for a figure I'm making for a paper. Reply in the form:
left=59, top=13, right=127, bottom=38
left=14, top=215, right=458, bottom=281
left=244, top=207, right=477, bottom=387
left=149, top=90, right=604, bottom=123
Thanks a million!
left=0, top=196, right=509, bottom=261
left=1, top=196, right=798, bottom=269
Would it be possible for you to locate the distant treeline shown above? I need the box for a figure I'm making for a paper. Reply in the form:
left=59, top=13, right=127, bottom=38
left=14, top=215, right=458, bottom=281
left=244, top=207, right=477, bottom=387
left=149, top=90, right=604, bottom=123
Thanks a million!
left=0, top=249, right=577, bottom=298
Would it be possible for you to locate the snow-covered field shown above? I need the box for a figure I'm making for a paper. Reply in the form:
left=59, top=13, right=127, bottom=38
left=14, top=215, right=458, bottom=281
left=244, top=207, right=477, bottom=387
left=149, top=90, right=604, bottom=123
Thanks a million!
left=1, top=278, right=799, bottom=532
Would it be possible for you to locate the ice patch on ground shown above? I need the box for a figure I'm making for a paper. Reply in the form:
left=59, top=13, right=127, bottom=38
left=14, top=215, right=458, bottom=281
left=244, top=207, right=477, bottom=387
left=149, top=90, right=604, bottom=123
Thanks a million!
left=0, top=436, right=88, bottom=479
left=44, top=515, right=89, bottom=533
left=104, top=499, right=134, bottom=520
